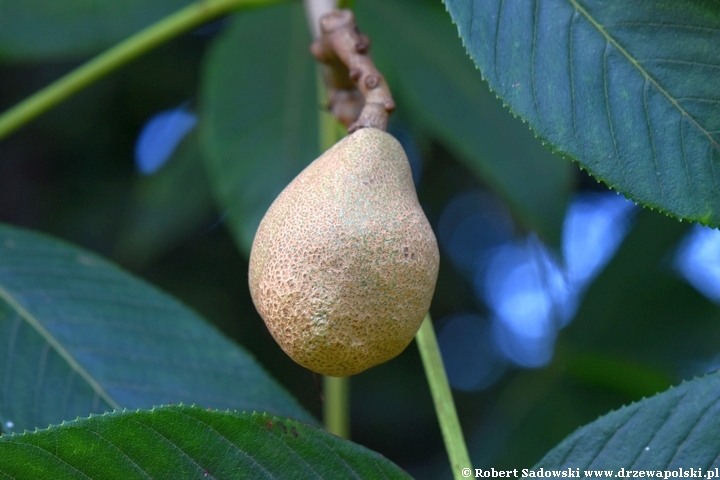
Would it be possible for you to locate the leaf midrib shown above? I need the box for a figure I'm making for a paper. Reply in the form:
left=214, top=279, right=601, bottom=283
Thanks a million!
left=569, top=0, right=720, bottom=151
left=0, top=284, right=120, bottom=411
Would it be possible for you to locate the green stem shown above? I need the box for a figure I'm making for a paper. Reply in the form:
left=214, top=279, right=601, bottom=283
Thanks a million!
left=323, top=375, right=350, bottom=438
left=0, top=0, right=284, bottom=140
left=416, top=314, right=472, bottom=478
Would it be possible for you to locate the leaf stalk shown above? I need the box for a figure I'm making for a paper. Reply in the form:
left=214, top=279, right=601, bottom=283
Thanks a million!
left=416, top=314, right=472, bottom=478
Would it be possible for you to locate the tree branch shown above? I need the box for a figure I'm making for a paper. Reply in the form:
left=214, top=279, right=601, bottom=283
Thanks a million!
left=310, top=9, right=395, bottom=132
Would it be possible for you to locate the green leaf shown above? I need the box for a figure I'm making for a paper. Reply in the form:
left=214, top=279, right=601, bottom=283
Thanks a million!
left=0, top=0, right=194, bottom=61
left=443, top=0, right=720, bottom=226
left=533, top=371, right=720, bottom=471
left=200, top=3, right=318, bottom=255
left=0, top=405, right=410, bottom=479
left=0, top=223, right=315, bottom=434
left=356, top=0, right=574, bottom=245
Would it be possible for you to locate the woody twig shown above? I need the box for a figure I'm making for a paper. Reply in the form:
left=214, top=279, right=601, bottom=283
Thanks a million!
left=310, top=9, right=395, bottom=132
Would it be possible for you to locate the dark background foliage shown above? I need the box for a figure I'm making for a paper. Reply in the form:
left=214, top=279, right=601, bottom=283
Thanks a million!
left=1, top=1, right=718, bottom=478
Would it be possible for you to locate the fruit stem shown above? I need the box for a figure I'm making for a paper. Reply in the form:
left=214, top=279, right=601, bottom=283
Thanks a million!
left=305, top=0, right=395, bottom=132
left=323, top=375, right=350, bottom=438
left=0, top=0, right=285, bottom=140
left=416, top=314, right=472, bottom=478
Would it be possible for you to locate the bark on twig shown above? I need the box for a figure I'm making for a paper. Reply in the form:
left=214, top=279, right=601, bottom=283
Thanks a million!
left=310, top=9, right=395, bottom=132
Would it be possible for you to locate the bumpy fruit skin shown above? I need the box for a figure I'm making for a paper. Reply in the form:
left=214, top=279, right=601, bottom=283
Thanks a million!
left=248, top=128, right=439, bottom=377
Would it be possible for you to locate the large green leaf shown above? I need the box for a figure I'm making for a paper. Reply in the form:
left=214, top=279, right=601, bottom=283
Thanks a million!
left=200, top=3, right=318, bottom=255
left=443, top=0, right=720, bottom=226
left=355, top=0, right=574, bottom=245
left=533, top=371, right=720, bottom=472
left=0, top=223, right=314, bottom=434
left=0, top=405, right=410, bottom=479
left=0, top=0, right=194, bottom=61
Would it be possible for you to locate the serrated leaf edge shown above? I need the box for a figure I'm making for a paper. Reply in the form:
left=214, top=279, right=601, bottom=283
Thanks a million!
left=0, top=403, right=315, bottom=439
left=439, top=0, right=717, bottom=226
left=538, top=371, right=720, bottom=464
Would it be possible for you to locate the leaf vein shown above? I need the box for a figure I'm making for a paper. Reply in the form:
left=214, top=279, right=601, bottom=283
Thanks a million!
left=531, top=0, right=540, bottom=119
left=468, top=0, right=476, bottom=52
left=130, top=418, right=222, bottom=480
left=85, top=428, right=151, bottom=479
left=0, top=285, right=120, bottom=412
left=176, top=411, right=283, bottom=479
left=639, top=58, right=720, bottom=70
left=494, top=0, right=504, bottom=83
left=679, top=116, right=698, bottom=215
left=33, top=343, right=50, bottom=428
left=314, top=433, right=367, bottom=480
left=604, top=22, right=720, bottom=34
left=665, top=394, right=720, bottom=468
left=588, top=403, right=645, bottom=469
left=676, top=97, right=720, bottom=105
left=5, top=442, right=92, bottom=479
left=602, top=42, right=626, bottom=184
left=555, top=438, right=583, bottom=468
left=628, top=389, right=689, bottom=469
left=568, top=9, right=579, bottom=137
left=2, top=314, right=22, bottom=415
left=642, top=78, right=664, bottom=195
left=568, top=0, right=720, bottom=152
left=59, top=370, right=77, bottom=422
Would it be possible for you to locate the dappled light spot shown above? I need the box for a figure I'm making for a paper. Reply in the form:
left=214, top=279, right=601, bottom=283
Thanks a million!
left=471, top=192, right=636, bottom=369
left=674, top=224, right=720, bottom=303
left=480, top=238, right=568, bottom=368
left=563, top=192, right=637, bottom=289
left=134, top=106, right=197, bottom=175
